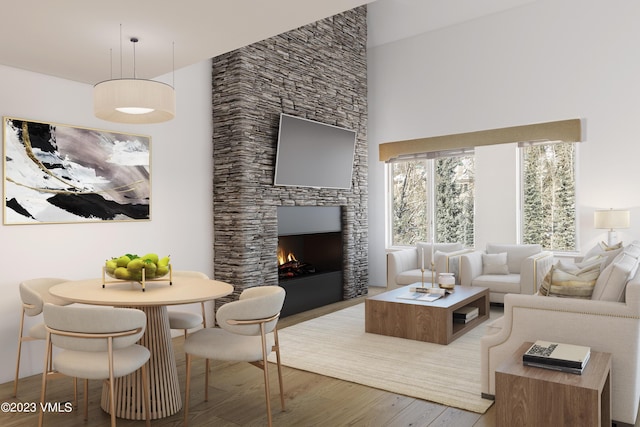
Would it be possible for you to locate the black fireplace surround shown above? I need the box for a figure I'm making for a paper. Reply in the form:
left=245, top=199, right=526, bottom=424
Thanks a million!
left=277, top=206, right=344, bottom=317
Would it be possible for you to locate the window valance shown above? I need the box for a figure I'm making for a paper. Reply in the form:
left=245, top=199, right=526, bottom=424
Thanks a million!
left=379, top=118, right=585, bottom=163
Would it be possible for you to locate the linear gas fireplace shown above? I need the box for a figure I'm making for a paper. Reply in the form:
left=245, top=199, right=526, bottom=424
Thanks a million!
left=277, top=206, right=344, bottom=317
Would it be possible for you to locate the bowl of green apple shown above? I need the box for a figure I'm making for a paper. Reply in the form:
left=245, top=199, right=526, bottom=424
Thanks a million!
left=104, top=253, right=171, bottom=282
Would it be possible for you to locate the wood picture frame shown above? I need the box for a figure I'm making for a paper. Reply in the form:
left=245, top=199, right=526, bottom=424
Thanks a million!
left=3, top=117, right=151, bottom=224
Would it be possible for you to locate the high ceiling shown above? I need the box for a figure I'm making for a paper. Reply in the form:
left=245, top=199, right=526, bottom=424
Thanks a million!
left=0, top=0, right=372, bottom=85
left=0, top=0, right=535, bottom=86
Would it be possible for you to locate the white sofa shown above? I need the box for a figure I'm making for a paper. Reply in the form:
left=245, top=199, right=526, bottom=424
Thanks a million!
left=459, top=243, right=554, bottom=303
left=480, top=241, right=640, bottom=425
left=386, top=242, right=469, bottom=289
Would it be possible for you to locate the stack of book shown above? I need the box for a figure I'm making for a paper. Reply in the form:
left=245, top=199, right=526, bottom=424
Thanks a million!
left=522, top=340, right=591, bottom=375
left=453, top=306, right=479, bottom=324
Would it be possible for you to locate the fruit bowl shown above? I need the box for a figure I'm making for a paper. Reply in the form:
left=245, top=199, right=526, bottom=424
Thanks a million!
left=104, top=253, right=171, bottom=282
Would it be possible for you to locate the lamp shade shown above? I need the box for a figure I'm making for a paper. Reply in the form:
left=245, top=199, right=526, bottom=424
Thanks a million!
left=594, top=209, right=630, bottom=230
left=94, top=79, right=175, bottom=124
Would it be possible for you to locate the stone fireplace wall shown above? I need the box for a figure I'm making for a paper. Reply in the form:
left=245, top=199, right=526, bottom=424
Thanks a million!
left=211, top=6, right=368, bottom=304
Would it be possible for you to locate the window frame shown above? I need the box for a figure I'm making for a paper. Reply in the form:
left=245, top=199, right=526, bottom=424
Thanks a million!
left=386, top=151, right=475, bottom=249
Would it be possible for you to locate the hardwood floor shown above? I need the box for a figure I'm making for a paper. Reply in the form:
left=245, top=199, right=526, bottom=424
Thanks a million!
left=1, top=287, right=495, bottom=427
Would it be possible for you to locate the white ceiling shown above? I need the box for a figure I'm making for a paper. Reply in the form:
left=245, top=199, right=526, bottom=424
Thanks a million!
left=367, top=0, right=536, bottom=48
left=0, top=0, right=372, bottom=85
left=0, top=0, right=536, bottom=86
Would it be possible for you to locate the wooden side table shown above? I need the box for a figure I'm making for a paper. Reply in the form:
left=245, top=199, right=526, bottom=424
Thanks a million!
left=495, top=342, right=611, bottom=427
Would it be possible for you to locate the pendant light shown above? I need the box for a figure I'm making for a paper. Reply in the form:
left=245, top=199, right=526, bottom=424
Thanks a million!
left=94, top=36, right=175, bottom=124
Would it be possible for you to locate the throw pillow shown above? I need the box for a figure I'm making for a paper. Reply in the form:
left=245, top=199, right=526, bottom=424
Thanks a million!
left=539, top=260, right=602, bottom=298
left=583, top=241, right=624, bottom=268
left=482, top=252, right=509, bottom=275
left=591, top=253, right=638, bottom=301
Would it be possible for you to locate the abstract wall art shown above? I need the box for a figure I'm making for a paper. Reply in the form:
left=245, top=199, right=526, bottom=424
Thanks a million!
left=3, top=117, right=151, bottom=224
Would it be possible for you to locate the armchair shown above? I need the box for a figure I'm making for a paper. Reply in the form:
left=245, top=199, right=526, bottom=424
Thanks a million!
left=459, top=243, right=553, bottom=303
left=386, top=242, right=470, bottom=289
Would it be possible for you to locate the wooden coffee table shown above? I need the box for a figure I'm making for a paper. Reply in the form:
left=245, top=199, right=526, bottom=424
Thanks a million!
left=365, top=285, right=489, bottom=345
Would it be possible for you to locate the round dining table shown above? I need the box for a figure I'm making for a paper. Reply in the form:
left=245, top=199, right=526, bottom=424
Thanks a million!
left=49, top=276, right=234, bottom=420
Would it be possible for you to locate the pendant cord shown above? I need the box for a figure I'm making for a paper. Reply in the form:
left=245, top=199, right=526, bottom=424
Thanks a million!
left=132, top=39, right=137, bottom=79
left=119, top=24, right=123, bottom=79
left=172, top=41, right=175, bottom=88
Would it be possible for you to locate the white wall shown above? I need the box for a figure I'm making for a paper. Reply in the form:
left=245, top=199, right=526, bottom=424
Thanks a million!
left=0, top=60, right=213, bottom=382
left=368, top=0, right=640, bottom=286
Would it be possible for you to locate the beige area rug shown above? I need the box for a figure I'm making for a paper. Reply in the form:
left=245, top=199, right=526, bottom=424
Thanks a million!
left=271, top=303, right=498, bottom=414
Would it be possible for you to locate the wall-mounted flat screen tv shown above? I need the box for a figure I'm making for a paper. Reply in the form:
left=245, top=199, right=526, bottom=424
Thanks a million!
left=274, top=114, right=356, bottom=190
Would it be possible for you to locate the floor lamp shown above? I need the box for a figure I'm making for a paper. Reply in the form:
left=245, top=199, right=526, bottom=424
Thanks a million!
left=595, top=208, right=630, bottom=246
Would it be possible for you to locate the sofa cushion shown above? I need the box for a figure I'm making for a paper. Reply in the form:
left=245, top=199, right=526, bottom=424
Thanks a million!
left=416, top=242, right=463, bottom=269
left=591, top=253, right=639, bottom=301
left=583, top=241, right=624, bottom=268
left=539, top=258, right=603, bottom=298
left=471, top=274, right=521, bottom=294
left=486, top=244, right=541, bottom=274
left=482, top=253, right=509, bottom=275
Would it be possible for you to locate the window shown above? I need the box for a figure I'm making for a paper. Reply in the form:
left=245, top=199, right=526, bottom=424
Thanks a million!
left=389, top=154, right=475, bottom=247
left=520, top=142, right=577, bottom=252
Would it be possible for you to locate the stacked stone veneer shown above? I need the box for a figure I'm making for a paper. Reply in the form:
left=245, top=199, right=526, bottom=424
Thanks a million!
left=212, top=6, right=368, bottom=305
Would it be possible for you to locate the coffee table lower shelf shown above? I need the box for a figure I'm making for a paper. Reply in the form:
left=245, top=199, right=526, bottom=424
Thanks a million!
left=364, top=285, right=489, bottom=345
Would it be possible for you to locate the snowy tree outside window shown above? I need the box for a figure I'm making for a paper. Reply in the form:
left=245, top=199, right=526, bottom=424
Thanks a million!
left=521, top=142, right=577, bottom=251
left=389, top=154, right=475, bottom=247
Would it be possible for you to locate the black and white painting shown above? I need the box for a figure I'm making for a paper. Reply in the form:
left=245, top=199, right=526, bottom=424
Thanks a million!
left=3, top=117, right=151, bottom=224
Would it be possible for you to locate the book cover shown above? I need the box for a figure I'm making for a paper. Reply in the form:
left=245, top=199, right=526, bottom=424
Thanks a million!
left=453, top=306, right=479, bottom=319
left=453, top=312, right=478, bottom=322
left=522, top=340, right=590, bottom=369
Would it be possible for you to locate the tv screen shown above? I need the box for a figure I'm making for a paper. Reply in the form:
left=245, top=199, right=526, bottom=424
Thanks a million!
left=274, top=114, right=356, bottom=189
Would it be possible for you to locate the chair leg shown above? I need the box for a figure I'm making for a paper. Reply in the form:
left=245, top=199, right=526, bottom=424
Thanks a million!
left=83, top=379, right=88, bottom=421
left=107, top=339, right=116, bottom=427
left=205, top=358, right=210, bottom=402
left=13, top=310, right=26, bottom=397
left=38, top=335, right=52, bottom=427
left=141, top=364, right=151, bottom=427
left=184, top=353, right=192, bottom=427
left=73, top=377, right=77, bottom=408
left=273, top=328, right=285, bottom=411
left=201, top=302, right=207, bottom=328
left=260, top=325, right=273, bottom=427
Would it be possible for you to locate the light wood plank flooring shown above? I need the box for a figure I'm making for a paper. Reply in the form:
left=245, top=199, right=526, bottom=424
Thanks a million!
left=1, top=287, right=495, bottom=427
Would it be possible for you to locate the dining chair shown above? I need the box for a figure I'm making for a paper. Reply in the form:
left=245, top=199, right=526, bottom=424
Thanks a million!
left=183, top=286, right=286, bottom=427
left=14, top=278, right=71, bottom=397
left=39, top=303, right=151, bottom=427
left=168, top=270, right=209, bottom=337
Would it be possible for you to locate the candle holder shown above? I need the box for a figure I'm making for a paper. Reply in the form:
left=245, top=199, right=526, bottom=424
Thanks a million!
left=431, top=261, right=435, bottom=287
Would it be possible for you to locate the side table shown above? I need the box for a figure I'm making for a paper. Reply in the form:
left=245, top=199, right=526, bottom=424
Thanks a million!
left=495, top=341, right=611, bottom=427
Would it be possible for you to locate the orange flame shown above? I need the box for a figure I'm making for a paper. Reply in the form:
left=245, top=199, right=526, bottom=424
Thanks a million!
left=278, top=248, right=298, bottom=265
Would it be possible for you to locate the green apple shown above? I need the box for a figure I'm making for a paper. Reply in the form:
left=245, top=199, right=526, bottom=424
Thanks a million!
left=127, top=258, right=145, bottom=272
left=105, top=259, right=118, bottom=274
left=143, top=261, right=157, bottom=279
left=116, top=255, right=131, bottom=268
left=142, top=253, right=159, bottom=264
left=114, top=267, right=131, bottom=280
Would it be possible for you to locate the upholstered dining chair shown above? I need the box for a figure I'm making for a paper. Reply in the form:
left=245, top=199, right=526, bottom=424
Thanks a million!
left=183, top=286, right=286, bottom=427
left=168, top=270, right=209, bottom=338
left=39, top=304, right=151, bottom=427
left=14, top=277, right=70, bottom=397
